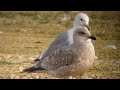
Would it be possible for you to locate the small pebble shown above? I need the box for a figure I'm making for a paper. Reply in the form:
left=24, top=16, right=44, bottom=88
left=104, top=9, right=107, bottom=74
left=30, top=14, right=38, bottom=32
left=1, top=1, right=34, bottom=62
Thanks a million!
left=104, top=45, right=117, bottom=49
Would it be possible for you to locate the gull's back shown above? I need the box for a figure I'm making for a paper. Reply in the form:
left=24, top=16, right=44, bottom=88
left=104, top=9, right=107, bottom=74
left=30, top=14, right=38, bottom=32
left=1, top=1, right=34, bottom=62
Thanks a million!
left=36, top=28, right=74, bottom=60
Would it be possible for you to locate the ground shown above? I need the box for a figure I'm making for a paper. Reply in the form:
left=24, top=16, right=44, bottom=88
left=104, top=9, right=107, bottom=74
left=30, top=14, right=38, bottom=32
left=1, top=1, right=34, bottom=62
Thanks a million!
left=0, top=11, right=120, bottom=79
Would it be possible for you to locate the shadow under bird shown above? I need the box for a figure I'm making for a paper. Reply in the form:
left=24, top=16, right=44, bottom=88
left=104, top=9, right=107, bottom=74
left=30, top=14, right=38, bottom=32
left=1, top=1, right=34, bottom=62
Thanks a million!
left=23, top=27, right=96, bottom=78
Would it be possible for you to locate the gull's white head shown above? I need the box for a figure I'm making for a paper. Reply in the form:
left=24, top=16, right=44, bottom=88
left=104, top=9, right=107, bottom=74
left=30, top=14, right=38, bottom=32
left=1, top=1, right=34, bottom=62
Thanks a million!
left=73, top=27, right=96, bottom=42
left=73, top=13, right=90, bottom=31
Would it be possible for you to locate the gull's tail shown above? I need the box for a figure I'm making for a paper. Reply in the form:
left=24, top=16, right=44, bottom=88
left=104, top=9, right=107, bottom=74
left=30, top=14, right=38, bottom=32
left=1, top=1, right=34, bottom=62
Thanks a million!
left=34, top=56, right=44, bottom=62
left=23, top=66, right=45, bottom=73
left=34, top=58, right=40, bottom=62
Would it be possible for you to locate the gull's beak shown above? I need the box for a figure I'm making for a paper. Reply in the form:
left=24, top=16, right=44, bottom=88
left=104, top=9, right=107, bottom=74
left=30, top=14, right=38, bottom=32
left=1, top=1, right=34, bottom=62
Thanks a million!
left=89, top=36, right=96, bottom=40
left=85, top=24, right=91, bottom=31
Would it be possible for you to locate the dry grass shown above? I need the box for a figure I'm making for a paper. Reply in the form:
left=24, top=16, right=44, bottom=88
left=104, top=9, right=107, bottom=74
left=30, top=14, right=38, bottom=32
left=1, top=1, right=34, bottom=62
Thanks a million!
left=0, top=11, right=120, bottom=79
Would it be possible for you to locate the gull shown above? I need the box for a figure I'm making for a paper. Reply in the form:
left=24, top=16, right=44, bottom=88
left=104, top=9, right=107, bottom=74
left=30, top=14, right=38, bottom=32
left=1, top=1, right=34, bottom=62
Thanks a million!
left=35, top=13, right=91, bottom=62
left=23, top=27, right=96, bottom=79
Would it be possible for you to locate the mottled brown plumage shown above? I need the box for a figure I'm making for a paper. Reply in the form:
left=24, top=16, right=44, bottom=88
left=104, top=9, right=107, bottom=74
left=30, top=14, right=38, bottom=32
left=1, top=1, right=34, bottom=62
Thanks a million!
left=23, top=27, right=96, bottom=78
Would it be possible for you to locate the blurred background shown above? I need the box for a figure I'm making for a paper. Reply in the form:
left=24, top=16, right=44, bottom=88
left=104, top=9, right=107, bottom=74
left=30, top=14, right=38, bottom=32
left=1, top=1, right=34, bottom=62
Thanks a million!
left=0, top=11, right=119, bottom=79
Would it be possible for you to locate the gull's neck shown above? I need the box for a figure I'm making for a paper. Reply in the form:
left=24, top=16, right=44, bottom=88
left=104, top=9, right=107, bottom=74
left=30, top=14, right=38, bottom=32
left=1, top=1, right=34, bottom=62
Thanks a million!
left=73, top=23, right=81, bottom=28
left=71, top=38, right=91, bottom=53
left=73, top=34, right=92, bottom=46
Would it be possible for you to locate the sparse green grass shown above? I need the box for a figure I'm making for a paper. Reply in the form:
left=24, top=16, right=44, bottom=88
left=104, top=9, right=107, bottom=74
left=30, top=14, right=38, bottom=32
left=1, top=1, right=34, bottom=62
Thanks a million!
left=0, top=11, right=120, bottom=79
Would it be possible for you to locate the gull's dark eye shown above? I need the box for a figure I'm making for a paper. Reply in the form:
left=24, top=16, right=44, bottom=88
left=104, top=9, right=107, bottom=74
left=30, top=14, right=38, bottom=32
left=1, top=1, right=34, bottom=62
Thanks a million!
left=80, top=19, right=83, bottom=21
left=81, top=32, right=85, bottom=34
left=78, top=32, right=85, bottom=35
